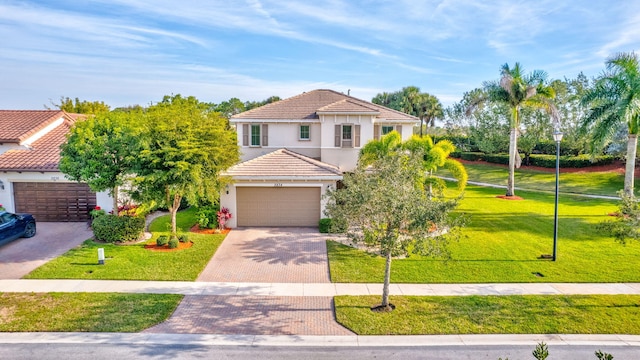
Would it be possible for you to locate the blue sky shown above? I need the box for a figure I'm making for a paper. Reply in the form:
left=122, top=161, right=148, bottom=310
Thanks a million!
left=1, top=0, right=640, bottom=110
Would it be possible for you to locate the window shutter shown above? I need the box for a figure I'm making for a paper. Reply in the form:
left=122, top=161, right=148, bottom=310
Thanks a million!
left=395, top=125, right=403, bottom=137
left=335, top=125, right=341, bottom=147
left=262, top=124, right=268, bottom=146
left=374, top=125, right=380, bottom=140
left=354, top=125, right=361, bottom=147
left=242, top=124, right=249, bottom=146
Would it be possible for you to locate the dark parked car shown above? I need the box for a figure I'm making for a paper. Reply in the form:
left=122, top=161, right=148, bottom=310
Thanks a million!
left=0, top=211, right=36, bottom=246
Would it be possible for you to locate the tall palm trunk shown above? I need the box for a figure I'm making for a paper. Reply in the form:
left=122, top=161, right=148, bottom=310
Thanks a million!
left=381, top=252, right=392, bottom=308
left=624, top=134, right=638, bottom=196
left=507, top=127, right=518, bottom=196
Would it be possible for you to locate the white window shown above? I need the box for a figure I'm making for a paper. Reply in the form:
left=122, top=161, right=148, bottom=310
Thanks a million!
left=381, top=125, right=394, bottom=135
left=334, top=124, right=361, bottom=148
left=250, top=124, right=261, bottom=146
left=299, top=125, right=310, bottom=140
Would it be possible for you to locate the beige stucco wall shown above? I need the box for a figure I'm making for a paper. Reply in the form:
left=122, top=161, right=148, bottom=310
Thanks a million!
left=235, top=122, right=322, bottom=162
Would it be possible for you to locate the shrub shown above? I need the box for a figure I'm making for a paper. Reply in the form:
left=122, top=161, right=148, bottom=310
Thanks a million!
left=92, top=214, right=145, bottom=243
left=168, top=237, right=179, bottom=249
left=90, top=206, right=106, bottom=219
left=217, top=207, right=232, bottom=230
left=483, top=153, right=510, bottom=165
left=196, top=206, right=219, bottom=229
left=178, top=234, right=189, bottom=243
left=156, top=235, right=169, bottom=246
left=459, top=152, right=484, bottom=161
left=319, top=218, right=346, bottom=233
left=529, top=154, right=615, bottom=168
left=319, top=218, right=332, bottom=233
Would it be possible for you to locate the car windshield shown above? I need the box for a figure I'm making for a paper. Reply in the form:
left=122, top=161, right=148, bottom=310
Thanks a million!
left=0, top=212, right=15, bottom=223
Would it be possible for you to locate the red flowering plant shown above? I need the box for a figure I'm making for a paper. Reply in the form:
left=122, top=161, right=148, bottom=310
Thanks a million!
left=90, top=206, right=106, bottom=219
left=217, top=207, right=232, bottom=230
left=117, top=203, right=139, bottom=217
left=0, top=204, right=5, bottom=211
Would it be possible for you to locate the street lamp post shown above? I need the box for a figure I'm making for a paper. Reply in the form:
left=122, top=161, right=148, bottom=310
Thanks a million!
left=552, top=130, right=563, bottom=261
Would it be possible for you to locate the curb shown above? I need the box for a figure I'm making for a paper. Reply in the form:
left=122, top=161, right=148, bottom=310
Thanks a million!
left=0, top=333, right=639, bottom=347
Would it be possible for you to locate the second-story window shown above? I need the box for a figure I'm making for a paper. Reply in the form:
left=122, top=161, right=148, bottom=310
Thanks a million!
left=251, top=124, right=261, bottom=146
left=299, top=125, right=310, bottom=140
left=342, top=125, right=352, bottom=147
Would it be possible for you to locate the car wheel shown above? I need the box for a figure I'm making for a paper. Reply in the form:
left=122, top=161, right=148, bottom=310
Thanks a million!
left=23, top=222, right=36, bottom=238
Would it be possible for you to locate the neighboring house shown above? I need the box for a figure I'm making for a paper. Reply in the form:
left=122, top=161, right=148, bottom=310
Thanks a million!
left=0, top=110, right=112, bottom=221
left=220, top=89, right=419, bottom=228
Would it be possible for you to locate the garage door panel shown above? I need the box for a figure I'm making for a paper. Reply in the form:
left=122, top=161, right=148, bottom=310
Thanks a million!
left=237, top=187, right=320, bottom=227
left=13, top=182, right=97, bottom=222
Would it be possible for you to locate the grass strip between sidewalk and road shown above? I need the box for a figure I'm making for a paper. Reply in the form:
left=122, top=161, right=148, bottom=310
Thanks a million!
left=335, top=295, right=640, bottom=335
left=327, top=185, right=640, bottom=283
left=0, top=293, right=182, bottom=332
left=26, top=207, right=225, bottom=281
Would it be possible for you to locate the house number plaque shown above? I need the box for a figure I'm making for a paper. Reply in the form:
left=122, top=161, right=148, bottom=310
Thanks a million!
left=274, top=183, right=283, bottom=187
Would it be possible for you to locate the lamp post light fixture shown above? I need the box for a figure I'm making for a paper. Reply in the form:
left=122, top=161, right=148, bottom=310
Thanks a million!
left=552, top=130, right=563, bottom=261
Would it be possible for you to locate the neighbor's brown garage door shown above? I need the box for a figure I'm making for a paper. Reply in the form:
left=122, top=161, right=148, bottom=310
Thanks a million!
left=13, top=182, right=97, bottom=222
left=237, top=187, right=320, bottom=227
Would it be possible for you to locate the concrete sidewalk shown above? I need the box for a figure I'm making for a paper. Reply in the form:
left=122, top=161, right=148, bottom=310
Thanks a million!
left=1, top=279, right=639, bottom=296
left=0, top=332, right=639, bottom=347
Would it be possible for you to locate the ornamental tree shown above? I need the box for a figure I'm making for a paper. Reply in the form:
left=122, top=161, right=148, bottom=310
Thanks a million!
left=60, top=110, right=141, bottom=210
left=324, top=150, right=462, bottom=311
left=133, top=95, right=239, bottom=236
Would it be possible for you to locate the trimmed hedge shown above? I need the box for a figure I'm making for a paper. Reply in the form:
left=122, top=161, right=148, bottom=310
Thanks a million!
left=319, top=218, right=332, bottom=233
left=92, top=214, right=145, bottom=243
left=529, top=154, right=615, bottom=168
left=455, top=152, right=616, bottom=168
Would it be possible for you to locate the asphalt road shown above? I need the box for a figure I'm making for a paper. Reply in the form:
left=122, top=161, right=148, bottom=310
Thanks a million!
left=0, top=344, right=636, bottom=360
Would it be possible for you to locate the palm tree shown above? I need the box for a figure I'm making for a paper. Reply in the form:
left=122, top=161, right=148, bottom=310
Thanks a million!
left=468, top=63, right=558, bottom=197
left=415, top=94, right=444, bottom=137
left=360, top=132, right=467, bottom=195
left=581, top=52, right=640, bottom=196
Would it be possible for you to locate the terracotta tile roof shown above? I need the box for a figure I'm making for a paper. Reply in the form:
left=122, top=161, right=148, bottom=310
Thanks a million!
left=0, top=110, right=71, bottom=143
left=231, top=89, right=418, bottom=122
left=224, top=149, right=343, bottom=179
left=0, top=115, right=78, bottom=172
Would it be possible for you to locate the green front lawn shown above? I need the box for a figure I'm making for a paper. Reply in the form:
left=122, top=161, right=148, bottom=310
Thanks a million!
left=26, top=207, right=225, bottom=281
left=444, top=162, right=627, bottom=197
left=0, top=292, right=181, bottom=332
left=335, top=295, right=640, bottom=335
left=328, top=185, right=640, bottom=283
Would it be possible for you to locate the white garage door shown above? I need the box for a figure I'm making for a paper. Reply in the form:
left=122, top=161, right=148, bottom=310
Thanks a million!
left=237, top=187, right=321, bottom=227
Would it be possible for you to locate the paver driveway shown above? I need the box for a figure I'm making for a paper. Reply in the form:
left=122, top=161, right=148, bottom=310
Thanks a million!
left=149, top=227, right=353, bottom=335
left=0, top=222, right=93, bottom=279
left=197, top=227, right=331, bottom=283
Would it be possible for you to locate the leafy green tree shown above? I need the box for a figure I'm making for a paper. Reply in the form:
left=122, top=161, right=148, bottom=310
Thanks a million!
left=325, top=150, right=461, bottom=310
left=468, top=63, right=558, bottom=197
left=133, top=95, right=240, bottom=236
left=372, top=86, right=443, bottom=136
left=359, top=132, right=467, bottom=196
left=49, top=96, right=111, bottom=114
left=59, top=111, right=141, bottom=210
left=581, top=52, right=640, bottom=195
left=244, top=96, right=281, bottom=111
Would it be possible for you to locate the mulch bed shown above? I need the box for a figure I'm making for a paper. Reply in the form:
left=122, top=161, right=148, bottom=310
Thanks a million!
left=496, top=195, right=524, bottom=200
left=144, top=241, right=193, bottom=252
left=189, top=224, right=231, bottom=235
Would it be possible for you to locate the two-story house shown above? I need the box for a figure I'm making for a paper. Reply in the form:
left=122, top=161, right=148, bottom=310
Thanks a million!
left=220, top=89, right=419, bottom=228
left=0, top=110, right=113, bottom=221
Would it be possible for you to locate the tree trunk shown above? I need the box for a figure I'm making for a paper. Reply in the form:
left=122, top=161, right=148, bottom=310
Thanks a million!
left=507, top=127, right=518, bottom=197
left=170, top=194, right=182, bottom=236
left=419, top=118, right=424, bottom=137
left=381, top=252, right=392, bottom=307
left=624, top=134, right=638, bottom=196
left=112, top=186, right=119, bottom=214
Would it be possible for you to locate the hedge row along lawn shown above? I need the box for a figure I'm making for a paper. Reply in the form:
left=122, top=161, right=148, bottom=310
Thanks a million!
left=26, top=207, right=225, bottom=281
left=334, top=295, right=640, bottom=335
left=0, top=292, right=182, bottom=332
left=327, top=185, right=640, bottom=283
left=449, top=162, right=627, bottom=197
